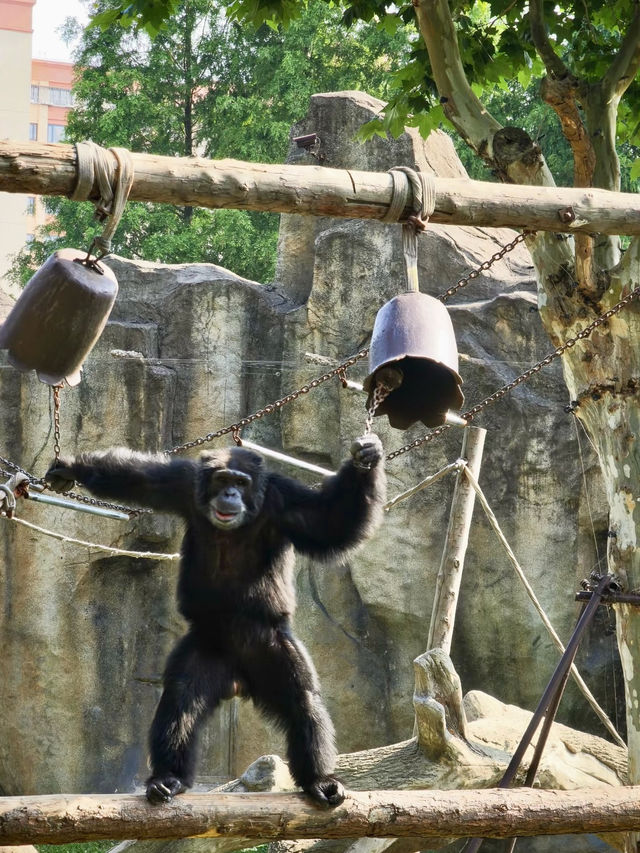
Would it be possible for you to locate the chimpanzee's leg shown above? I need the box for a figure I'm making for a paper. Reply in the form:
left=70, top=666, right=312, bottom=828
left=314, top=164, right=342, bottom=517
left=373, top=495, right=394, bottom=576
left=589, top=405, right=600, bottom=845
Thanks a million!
left=243, top=625, right=344, bottom=806
left=146, top=631, right=236, bottom=804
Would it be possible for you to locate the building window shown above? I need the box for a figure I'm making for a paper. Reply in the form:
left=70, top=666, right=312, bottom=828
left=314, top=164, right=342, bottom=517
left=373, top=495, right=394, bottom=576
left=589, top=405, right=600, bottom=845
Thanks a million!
left=30, top=84, right=39, bottom=103
left=49, top=87, right=73, bottom=107
left=26, top=197, right=35, bottom=215
left=25, top=234, right=35, bottom=245
left=47, top=124, right=65, bottom=144
left=29, top=123, right=38, bottom=141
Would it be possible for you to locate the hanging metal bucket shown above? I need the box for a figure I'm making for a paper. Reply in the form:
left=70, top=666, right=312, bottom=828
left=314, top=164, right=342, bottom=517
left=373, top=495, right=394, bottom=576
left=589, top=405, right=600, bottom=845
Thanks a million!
left=0, top=248, right=118, bottom=386
left=363, top=291, right=464, bottom=430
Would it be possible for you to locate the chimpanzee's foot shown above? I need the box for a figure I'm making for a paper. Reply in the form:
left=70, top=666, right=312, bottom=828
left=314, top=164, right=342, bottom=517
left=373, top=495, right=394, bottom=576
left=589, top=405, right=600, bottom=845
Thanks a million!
left=146, top=774, right=187, bottom=804
left=304, top=775, right=345, bottom=807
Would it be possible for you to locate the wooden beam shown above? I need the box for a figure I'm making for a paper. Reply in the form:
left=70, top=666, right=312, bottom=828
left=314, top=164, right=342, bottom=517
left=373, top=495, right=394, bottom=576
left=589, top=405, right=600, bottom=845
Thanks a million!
left=1, top=140, right=640, bottom=234
left=2, top=787, right=640, bottom=845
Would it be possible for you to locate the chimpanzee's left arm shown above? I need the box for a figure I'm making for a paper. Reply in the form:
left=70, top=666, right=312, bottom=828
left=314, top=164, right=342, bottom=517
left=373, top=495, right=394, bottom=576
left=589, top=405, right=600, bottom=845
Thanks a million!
left=271, top=434, right=386, bottom=558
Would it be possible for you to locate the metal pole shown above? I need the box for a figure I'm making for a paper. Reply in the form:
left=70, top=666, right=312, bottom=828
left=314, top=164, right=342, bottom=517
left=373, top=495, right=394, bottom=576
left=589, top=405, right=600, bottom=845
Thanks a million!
left=239, top=439, right=336, bottom=478
left=464, top=573, right=615, bottom=853
left=24, top=490, right=131, bottom=521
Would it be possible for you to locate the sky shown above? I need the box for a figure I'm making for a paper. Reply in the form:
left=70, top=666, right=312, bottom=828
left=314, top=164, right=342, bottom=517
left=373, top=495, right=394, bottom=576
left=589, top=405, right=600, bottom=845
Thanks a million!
left=32, top=0, right=89, bottom=63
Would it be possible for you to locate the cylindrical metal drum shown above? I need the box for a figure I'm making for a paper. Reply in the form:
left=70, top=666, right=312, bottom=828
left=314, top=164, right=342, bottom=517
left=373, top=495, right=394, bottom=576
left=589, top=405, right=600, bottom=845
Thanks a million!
left=363, top=291, right=464, bottom=429
left=0, top=249, right=118, bottom=386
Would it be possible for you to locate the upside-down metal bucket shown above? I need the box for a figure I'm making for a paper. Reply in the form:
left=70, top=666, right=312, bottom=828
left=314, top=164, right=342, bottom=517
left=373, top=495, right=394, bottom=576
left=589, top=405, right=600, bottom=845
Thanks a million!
left=0, top=248, right=118, bottom=386
left=363, top=291, right=464, bottom=430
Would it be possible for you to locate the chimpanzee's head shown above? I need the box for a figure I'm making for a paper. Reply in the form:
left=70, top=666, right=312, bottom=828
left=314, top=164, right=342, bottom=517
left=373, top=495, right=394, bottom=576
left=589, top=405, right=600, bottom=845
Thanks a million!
left=196, top=447, right=266, bottom=530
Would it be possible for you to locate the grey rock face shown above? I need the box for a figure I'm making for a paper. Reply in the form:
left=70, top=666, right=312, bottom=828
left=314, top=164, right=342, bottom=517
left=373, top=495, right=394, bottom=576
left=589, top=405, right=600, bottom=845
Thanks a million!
left=0, top=91, right=617, bottom=797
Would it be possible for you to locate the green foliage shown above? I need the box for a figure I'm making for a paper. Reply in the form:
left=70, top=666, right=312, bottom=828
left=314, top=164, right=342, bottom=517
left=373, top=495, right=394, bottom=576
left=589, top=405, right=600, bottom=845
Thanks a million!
left=9, top=201, right=278, bottom=287
left=21, top=0, right=640, bottom=286
left=85, top=0, right=640, bottom=182
left=36, top=842, right=114, bottom=853
left=90, top=0, right=182, bottom=35
left=12, top=0, right=411, bottom=286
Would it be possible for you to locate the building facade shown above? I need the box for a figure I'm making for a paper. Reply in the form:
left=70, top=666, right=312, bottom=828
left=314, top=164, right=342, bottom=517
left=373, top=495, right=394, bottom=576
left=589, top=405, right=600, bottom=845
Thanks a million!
left=0, top=0, right=74, bottom=291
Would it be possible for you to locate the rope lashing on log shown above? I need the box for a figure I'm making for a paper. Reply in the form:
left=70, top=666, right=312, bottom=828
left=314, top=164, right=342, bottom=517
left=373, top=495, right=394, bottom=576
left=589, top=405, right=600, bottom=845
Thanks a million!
left=72, top=141, right=135, bottom=259
left=3, top=139, right=640, bottom=233
left=381, top=167, right=436, bottom=225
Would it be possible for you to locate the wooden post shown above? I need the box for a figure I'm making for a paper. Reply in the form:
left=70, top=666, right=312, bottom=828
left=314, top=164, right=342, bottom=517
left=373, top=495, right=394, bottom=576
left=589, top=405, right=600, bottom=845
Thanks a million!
left=427, top=426, right=486, bottom=653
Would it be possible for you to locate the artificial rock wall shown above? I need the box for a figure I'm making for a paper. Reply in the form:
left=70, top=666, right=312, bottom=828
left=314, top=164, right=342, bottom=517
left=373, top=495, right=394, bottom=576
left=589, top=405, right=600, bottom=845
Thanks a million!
left=0, top=91, right=618, bottom=796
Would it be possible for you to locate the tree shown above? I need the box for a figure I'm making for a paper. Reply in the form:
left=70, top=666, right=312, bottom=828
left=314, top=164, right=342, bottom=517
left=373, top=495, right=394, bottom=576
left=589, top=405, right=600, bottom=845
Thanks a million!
left=10, top=0, right=411, bottom=286
left=92, top=0, right=640, bottom=794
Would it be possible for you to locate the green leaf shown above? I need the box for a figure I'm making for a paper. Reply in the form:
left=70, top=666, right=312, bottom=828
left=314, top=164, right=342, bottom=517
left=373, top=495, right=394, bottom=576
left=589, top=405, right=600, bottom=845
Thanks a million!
left=87, top=8, right=122, bottom=29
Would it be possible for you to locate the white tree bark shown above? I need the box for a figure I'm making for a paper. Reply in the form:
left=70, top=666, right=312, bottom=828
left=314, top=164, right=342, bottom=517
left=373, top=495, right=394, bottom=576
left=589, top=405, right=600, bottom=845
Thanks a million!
left=410, top=0, right=639, bottom=808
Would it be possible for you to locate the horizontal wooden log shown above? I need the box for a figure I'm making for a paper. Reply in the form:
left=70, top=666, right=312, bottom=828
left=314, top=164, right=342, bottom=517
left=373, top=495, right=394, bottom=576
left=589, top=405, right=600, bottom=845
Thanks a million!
left=1, top=140, right=640, bottom=234
left=2, top=787, right=640, bottom=845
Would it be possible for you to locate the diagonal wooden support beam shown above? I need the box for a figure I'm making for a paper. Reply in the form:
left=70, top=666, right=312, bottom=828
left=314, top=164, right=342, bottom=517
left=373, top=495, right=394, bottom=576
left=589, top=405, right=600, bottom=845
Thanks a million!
left=1, top=140, right=640, bottom=234
left=1, top=787, right=640, bottom=845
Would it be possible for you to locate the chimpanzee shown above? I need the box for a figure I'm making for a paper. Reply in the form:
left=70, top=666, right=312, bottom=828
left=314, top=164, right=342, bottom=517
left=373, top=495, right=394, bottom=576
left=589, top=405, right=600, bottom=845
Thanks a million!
left=46, top=434, right=385, bottom=807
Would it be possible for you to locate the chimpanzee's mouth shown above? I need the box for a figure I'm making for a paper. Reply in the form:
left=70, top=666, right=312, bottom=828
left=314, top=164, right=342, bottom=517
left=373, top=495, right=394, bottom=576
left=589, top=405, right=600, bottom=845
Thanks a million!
left=215, top=510, right=238, bottom=523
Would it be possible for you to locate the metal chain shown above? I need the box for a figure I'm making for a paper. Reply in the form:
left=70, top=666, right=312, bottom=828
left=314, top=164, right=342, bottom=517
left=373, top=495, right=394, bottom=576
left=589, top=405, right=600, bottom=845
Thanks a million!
left=167, top=231, right=529, bottom=455
left=58, top=489, right=152, bottom=516
left=437, top=231, right=531, bottom=302
left=3, top=231, right=630, bottom=511
left=52, top=384, right=62, bottom=462
left=387, top=285, right=640, bottom=460
left=166, top=348, right=370, bottom=455
left=364, top=383, right=392, bottom=435
left=0, top=454, right=33, bottom=479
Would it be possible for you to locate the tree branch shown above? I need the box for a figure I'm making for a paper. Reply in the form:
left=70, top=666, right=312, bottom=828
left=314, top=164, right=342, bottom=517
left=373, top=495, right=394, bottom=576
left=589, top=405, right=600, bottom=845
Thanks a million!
left=528, top=0, right=571, bottom=79
left=412, top=0, right=555, bottom=186
left=411, top=0, right=502, bottom=156
left=539, top=74, right=598, bottom=296
left=602, top=3, right=640, bottom=100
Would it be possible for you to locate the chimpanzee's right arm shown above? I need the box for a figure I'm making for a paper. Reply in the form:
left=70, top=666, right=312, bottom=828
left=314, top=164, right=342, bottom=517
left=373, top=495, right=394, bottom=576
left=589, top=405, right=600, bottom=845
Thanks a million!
left=45, top=448, right=198, bottom=516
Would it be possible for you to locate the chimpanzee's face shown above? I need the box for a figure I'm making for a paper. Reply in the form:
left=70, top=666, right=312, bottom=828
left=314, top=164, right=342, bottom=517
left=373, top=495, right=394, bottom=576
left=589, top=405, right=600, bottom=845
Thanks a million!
left=203, top=468, right=253, bottom=530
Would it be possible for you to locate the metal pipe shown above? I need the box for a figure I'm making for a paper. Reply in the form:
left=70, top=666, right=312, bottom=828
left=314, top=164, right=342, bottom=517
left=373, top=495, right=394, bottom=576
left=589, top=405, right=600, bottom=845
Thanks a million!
left=25, top=491, right=131, bottom=520
left=239, top=440, right=336, bottom=478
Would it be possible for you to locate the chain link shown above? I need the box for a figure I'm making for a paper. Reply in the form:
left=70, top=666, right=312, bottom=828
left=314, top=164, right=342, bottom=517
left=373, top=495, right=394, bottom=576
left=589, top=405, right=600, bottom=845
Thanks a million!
left=0, top=454, right=34, bottom=479
left=364, top=383, right=392, bottom=435
left=437, top=232, right=531, bottom=302
left=52, top=384, right=62, bottom=462
left=58, top=490, right=153, bottom=516
left=387, top=285, right=640, bottom=460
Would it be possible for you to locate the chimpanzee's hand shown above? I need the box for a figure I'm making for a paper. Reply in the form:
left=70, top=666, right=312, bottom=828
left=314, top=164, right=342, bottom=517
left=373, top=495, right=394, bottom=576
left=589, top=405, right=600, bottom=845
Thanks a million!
left=304, top=775, right=345, bottom=807
left=350, top=434, right=383, bottom=470
left=146, top=774, right=187, bottom=804
left=44, top=458, right=76, bottom=493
